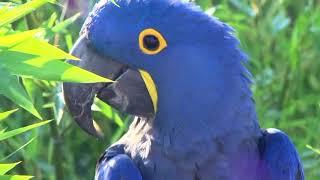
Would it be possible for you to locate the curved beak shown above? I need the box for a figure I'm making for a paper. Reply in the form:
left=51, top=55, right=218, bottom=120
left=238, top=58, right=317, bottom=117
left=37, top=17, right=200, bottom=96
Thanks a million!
left=63, top=35, right=155, bottom=137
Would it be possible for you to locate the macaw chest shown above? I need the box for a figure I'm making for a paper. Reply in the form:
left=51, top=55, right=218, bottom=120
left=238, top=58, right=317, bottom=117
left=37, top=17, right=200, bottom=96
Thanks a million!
left=119, top=118, right=262, bottom=180
left=127, top=140, right=231, bottom=180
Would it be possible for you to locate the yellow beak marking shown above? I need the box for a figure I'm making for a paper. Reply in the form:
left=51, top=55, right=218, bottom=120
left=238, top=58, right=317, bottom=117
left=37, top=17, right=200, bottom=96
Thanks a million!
left=139, top=69, right=158, bottom=113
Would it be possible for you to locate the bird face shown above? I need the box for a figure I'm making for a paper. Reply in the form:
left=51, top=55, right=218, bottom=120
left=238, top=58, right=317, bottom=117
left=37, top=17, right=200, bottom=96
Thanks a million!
left=63, top=0, right=247, bottom=137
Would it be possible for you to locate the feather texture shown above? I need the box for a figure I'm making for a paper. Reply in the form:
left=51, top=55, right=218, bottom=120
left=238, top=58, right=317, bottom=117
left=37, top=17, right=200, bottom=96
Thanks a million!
left=259, top=128, right=304, bottom=180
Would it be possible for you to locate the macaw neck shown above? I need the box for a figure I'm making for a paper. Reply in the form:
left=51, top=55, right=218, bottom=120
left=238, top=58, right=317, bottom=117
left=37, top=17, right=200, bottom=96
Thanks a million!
left=145, top=47, right=261, bottom=147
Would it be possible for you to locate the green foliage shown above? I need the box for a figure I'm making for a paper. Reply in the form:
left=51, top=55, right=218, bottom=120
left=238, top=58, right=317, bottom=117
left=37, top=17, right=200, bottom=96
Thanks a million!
left=0, top=109, right=18, bottom=121
left=0, top=0, right=112, bottom=179
left=205, top=0, right=320, bottom=178
left=0, top=0, right=50, bottom=27
left=0, top=109, right=50, bottom=178
left=0, top=162, right=22, bottom=175
left=0, top=175, right=33, bottom=180
left=0, top=120, right=51, bottom=141
left=0, top=0, right=111, bottom=118
left=0, top=0, right=319, bottom=180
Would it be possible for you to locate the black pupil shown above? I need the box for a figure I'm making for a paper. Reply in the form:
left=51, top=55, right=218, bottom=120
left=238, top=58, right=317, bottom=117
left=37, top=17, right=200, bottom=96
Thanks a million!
left=143, top=35, right=160, bottom=51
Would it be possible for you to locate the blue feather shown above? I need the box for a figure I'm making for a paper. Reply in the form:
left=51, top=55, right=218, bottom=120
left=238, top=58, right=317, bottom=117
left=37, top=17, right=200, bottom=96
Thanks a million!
left=259, top=128, right=304, bottom=180
left=95, top=146, right=142, bottom=180
left=79, top=0, right=305, bottom=179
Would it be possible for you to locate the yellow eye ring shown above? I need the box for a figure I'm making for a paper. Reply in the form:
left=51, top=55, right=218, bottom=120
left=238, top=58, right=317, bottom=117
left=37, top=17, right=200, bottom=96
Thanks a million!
left=139, top=28, right=167, bottom=55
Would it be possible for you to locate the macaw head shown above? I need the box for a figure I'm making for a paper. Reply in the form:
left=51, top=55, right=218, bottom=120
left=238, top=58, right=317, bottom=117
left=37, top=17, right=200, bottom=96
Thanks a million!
left=63, top=0, right=254, bottom=137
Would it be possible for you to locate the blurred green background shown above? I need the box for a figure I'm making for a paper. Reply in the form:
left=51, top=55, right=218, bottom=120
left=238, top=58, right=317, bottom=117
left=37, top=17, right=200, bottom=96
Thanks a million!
left=0, top=0, right=319, bottom=179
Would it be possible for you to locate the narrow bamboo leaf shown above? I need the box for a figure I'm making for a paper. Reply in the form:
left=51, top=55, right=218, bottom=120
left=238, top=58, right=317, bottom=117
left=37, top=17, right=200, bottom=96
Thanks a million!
left=0, top=120, right=51, bottom=141
left=0, top=109, right=18, bottom=122
left=46, top=13, right=58, bottom=28
left=0, top=175, right=33, bottom=180
left=0, top=162, right=21, bottom=175
left=306, top=145, right=320, bottom=155
left=0, top=0, right=50, bottom=27
left=0, top=54, right=111, bottom=83
left=10, top=38, right=78, bottom=60
left=0, top=29, right=43, bottom=47
left=0, top=32, right=78, bottom=60
left=0, top=129, right=6, bottom=134
left=0, top=137, right=36, bottom=161
left=0, top=67, right=41, bottom=119
left=64, top=34, right=73, bottom=51
left=0, top=31, right=113, bottom=83
left=0, top=26, right=11, bottom=36
left=111, top=116, right=131, bottom=143
left=52, top=13, right=81, bottom=33
left=53, top=85, right=64, bottom=125
left=96, top=99, right=124, bottom=127
left=0, top=3, right=14, bottom=15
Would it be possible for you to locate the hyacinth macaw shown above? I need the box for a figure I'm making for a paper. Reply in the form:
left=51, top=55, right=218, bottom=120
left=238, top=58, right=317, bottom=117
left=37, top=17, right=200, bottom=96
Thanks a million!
left=63, top=0, right=304, bottom=179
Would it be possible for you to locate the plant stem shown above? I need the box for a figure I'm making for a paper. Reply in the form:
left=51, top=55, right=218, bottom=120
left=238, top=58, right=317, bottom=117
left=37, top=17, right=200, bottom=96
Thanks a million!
left=49, top=117, right=65, bottom=180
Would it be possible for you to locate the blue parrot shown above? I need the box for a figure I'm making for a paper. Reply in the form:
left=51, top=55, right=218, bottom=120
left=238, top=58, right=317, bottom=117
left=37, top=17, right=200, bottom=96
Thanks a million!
left=63, top=0, right=305, bottom=179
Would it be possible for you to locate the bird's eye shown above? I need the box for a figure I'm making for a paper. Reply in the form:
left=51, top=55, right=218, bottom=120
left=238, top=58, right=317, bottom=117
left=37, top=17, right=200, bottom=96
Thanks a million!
left=139, top=28, right=167, bottom=55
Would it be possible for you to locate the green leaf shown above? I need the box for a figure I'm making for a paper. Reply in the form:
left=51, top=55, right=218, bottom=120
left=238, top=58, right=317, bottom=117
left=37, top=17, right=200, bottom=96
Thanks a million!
left=195, top=0, right=212, bottom=10
left=0, top=120, right=51, bottom=141
left=0, top=3, right=14, bottom=15
left=0, top=30, right=78, bottom=60
left=0, top=162, right=21, bottom=175
left=0, top=30, right=113, bottom=83
left=0, top=67, right=41, bottom=119
left=111, top=116, right=131, bottom=143
left=52, top=13, right=81, bottom=33
left=0, top=129, right=6, bottom=134
left=0, top=137, right=36, bottom=161
left=53, top=85, right=64, bottom=125
left=306, top=145, right=320, bottom=155
left=0, top=29, right=42, bottom=47
left=64, top=34, right=73, bottom=51
left=0, top=0, right=50, bottom=27
left=1, top=55, right=112, bottom=83
left=0, top=175, right=33, bottom=180
left=0, top=109, right=18, bottom=122
left=46, top=13, right=58, bottom=28
left=96, top=99, right=124, bottom=127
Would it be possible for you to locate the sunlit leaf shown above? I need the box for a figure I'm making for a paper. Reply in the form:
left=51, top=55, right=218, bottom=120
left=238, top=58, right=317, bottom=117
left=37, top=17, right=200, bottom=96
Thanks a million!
left=0, top=30, right=77, bottom=60
left=0, top=120, right=51, bottom=141
left=0, top=162, right=21, bottom=175
left=0, top=109, right=18, bottom=122
left=1, top=55, right=111, bottom=83
left=0, top=175, right=33, bottom=180
left=0, top=2, right=16, bottom=15
left=306, top=145, right=320, bottom=155
left=0, top=0, right=51, bottom=27
left=46, top=13, right=58, bottom=28
left=0, top=129, right=6, bottom=134
left=0, top=30, right=113, bottom=83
